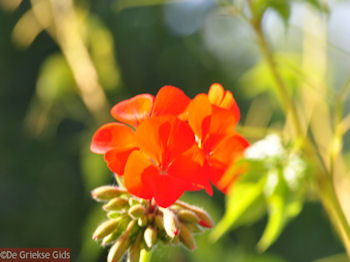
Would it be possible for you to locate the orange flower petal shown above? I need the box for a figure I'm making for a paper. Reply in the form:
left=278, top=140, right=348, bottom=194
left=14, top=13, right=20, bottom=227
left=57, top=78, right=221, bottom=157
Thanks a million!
left=201, top=108, right=238, bottom=153
left=90, top=123, right=136, bottom=154
left=143, top=172, right=188, bottom=208
left=203, top=107, right=238, bottom=138
left=169, top=155, right=213, bottom=195
left=186, top=94, right=212, bottom=139
left=135, top=118, right=163, bottom=164
left=136, top=116, right=195, bottom=164
left=104, top=148, right=136, bottom=175
left=208, top=83, right=240, bottom=121
left=211, top=134, right=249, bottom=165
left=221, top=91, right=240, bottom=121
left=152, top=86, right=190, bottom=117
left=110, top=94, right=154, bottom=127
left=184, top=144, right=205, bottom=165
left=208, top=83, right=225, bottom=105
left=204, top=162, right=226, bottom=193
left=161, top=117, right=195, bottom=163
left=216, top=163, right=246, bottom=194
left=205, top=134, right=249, bottom=193
left=123, top=150, right=154, bottom=199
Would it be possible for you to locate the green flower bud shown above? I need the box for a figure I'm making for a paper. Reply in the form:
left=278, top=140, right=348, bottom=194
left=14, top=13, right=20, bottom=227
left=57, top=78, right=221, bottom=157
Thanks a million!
left=177, top=210, right=200, bottom=224
left=128, top=204, right=146, bottom=219
left=154, top=214, right=164, bottom=230
left=102, top=231, right=121, bottom=246
left=93, top=219, right=120, bottom=240
left=103, top=197, right=129, bottom=211
left=127, top=233, right=142, bottom=262
left=144, top=226, right=158, bottom=249
left=137, top=216, right=148, bottom=227
left=190, top=206, right=214, bottom=228
left=91, top=186, right=126, bottom=201
left=174, top=201, right=214, bottom=228
left=163, top=209, right=179, bottom=239
left=103, top=215, right=131, bottom=244
left=107, top=237, right=130, bottom=262
left=186, top=223, right=203, bottom=234
left=179, top=224, right=196, bottom=250
left=107, top=211, right=122, bottom=219
left=128, top=198, right=140, bottom=206
left=107, top=220, right=138, bottom=262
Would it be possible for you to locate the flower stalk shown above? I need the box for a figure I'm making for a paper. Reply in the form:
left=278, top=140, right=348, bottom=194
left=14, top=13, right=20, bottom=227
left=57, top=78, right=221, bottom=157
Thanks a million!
left=245, top=5, right=350, bottom=255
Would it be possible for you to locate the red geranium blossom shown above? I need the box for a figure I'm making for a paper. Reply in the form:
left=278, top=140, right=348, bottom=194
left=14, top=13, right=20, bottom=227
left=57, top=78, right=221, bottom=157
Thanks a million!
left=123, top=116, right=203, bottom=207
left=91, top=86, right=190, bottom=176
left=91, top=84, right=249, bottom=207
left=186, top=83, right=249, bottom=193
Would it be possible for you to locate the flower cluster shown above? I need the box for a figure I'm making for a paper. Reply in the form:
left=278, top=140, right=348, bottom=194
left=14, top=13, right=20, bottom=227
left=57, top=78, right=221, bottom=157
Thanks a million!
left=91, top=84, right=249, bottom=208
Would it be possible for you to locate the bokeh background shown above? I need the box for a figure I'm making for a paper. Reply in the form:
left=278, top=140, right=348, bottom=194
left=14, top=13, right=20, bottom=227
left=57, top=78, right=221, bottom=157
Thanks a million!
left=1, top=0, right=350, bottom=261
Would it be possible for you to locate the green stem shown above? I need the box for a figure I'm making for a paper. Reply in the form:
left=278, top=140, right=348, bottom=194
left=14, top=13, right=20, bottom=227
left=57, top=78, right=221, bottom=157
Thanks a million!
left=246, top=10, right=350, bottom=255
left=318, top=174, right=350, bottom=255
left=139, top=249, right=152, bottom=262
left=252, top=24, right=304, bottom=139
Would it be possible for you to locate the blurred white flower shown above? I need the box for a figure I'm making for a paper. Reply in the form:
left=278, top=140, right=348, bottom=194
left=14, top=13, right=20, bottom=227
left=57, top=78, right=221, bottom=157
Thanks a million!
left=244, top=134, right=285, bottom=160
left=284, top=153, right=306, bottom=191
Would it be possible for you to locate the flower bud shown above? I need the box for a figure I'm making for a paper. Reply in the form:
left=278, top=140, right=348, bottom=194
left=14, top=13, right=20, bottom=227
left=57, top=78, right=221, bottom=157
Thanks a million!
left=107, top=237, right=130, bottom=262
left=144, top=226, right=158, bottom=249
left=190, top=207, right=214, bottom=228
left=93, top=219, right=120, bottom=240
left=103, top=197, right=129, bottom=211
left=180, top=224, right=196, bottom=250
left=107, top=220, right=138, bottom=262
left=154, top=214, right=164, bottom=230
left=102, top=216, right=131, bottom=244
left=127, top=233, right=142, bottom=262
left=186, top=223, right=203, bottom=234
left=107, top=211, right=122, bottom=219
left=137, top=216, right=148, bottom=227
left=177, top=210, right=200, bottom=224
left=91, top=186, right=126, bottom=201
left=174, top=201, right=214, bottom=228
left=128, top=197, right=140, bottom=206
left=128, top=204, right=146, bottom=219
left=163, top=209, right=180, bottom=239
left=102, top=231, right=119, bottom=246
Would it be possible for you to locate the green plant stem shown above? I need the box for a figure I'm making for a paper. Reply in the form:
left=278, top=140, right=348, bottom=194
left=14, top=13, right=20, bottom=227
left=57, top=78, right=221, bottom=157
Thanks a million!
left=139, top=249, right=151, bottom=262
left=248, top=14, right=350, bottom=255
left=252, top=25, right=304, bottom=139
left=318, top=177, right=350, bottom=255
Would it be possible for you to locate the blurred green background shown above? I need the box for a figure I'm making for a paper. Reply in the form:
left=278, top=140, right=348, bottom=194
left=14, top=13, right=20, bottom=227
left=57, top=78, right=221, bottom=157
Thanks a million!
left=0, top=0, right=349, bottom=261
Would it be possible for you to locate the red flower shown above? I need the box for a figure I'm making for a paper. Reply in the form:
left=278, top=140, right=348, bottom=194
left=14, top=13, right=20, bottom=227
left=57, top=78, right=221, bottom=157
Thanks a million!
left=91, top=84, right=249, bottom=207
left=123, top=116, right=203, bottom=207
left=110, top=86, right=190, bottom=128
left=91, top=86, right=190, bottom=176
left=186, top=83, right=249, bottom=193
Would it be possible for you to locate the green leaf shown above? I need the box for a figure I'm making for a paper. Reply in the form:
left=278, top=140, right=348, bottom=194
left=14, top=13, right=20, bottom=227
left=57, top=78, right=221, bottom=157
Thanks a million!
left=258, top=188, right=286, bottom=251
left=269, top=0, right=291, bottom=23
left=305, top=0, right=329, bottom=13
left=211, top=178, right=266, bottom=241
left=214, top=135, right=309, bottom=249
left=251, top=0, right=291, bottom=23
left=258, top=167, right=304, bottom=251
